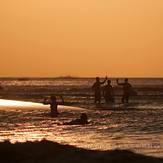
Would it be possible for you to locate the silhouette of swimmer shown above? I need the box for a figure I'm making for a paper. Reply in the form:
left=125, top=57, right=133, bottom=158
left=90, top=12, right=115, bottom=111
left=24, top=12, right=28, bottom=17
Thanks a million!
left=103, top=80, right=114, bottom=104
left=43, top=95, right=59, bottom=117
left=92, top=77, right=107, bottom=104
left=116, top=78, right=135, bottom=103
left=63, top=113, right=89, bottom=125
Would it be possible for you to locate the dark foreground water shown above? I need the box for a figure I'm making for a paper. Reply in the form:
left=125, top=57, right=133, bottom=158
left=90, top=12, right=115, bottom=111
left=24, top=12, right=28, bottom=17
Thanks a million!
left=0, top=78, right=163, bottom=158
left=1, top=140, right=163, bottom=163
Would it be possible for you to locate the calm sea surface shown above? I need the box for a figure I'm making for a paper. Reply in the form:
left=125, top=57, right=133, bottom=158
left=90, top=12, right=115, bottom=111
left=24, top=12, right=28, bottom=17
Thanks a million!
left=0, top=78, right=163, bottom=158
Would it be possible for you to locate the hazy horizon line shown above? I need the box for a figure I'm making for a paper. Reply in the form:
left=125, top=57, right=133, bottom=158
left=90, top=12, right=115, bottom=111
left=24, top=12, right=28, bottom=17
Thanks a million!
left=0, top=76, right=163, bottom=79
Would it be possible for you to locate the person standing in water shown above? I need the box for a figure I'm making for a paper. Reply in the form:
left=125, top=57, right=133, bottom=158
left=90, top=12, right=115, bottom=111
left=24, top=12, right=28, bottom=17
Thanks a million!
left=103, top=79, right=114, bottom=104
left=43, top=95, right=59, bottom=117
left=116, top=78, right=134, bottom=103
left=92, top=76, right=107, bottom=104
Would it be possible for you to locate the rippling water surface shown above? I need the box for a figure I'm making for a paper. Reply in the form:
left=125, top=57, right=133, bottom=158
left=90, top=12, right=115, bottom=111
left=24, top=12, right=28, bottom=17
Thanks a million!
left=0, top=78, right=163, bottom=158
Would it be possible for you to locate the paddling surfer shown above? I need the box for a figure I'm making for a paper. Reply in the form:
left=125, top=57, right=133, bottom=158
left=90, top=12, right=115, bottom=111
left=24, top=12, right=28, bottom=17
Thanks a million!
left=63, top=113, right=89, bottom=125
left=92, top=76, right=107, bottom=104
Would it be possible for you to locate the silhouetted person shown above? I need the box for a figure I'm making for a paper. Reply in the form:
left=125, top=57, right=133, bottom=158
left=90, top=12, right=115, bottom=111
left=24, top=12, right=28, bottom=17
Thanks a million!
left=63, top=113, right=89, bottom=125
left=92, top=77, right=107, bottom=104
left=0, top=82, right=3, bottom=90
left=103, top=80, right=114, bottom=104
left=43, top=95, right=59, bottom=117
left=116, top=78, right=134, bottom=103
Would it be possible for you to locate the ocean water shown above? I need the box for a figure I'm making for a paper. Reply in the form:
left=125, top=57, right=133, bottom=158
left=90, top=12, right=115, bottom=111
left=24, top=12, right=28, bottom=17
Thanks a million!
left=0, top=78, right=163, bottom=158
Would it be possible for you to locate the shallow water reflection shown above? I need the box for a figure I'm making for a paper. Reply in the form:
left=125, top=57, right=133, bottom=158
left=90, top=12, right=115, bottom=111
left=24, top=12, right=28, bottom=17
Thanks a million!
left=0, top=99, right=163, bottom=158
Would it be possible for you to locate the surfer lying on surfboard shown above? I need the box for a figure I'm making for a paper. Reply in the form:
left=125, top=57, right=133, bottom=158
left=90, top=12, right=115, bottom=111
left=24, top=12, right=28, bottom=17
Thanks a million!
left=62, top=113, right=89, bottom=125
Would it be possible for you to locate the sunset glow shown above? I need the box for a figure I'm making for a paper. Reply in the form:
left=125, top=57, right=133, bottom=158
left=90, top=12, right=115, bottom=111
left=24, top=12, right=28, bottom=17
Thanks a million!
left=0, top=0, right=163, bottom=77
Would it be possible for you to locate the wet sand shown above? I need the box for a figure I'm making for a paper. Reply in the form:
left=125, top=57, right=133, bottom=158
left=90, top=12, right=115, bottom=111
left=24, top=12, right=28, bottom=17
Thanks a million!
left=0, top=140, right=162, bottom=163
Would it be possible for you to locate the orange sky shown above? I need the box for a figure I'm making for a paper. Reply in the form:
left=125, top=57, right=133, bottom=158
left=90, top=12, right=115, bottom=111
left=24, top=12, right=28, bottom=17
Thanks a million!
left=0, top=0, right=163, bottom=77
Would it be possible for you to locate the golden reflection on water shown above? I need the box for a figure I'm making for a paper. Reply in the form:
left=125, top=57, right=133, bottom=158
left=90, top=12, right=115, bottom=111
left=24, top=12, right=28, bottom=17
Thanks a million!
left=0, top=99, right=42, bottom=107
left=0, top=99, right=85, bottom=111
left=0, top=99, right=162, bottom=157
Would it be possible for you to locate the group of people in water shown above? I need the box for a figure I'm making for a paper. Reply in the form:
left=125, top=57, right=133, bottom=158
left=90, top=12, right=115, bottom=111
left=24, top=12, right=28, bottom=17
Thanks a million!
left=43, top=77, right=136, bottom=125
left=92, top=77, right=136, bottom=105
left=43, top=95, right=89, bottom=125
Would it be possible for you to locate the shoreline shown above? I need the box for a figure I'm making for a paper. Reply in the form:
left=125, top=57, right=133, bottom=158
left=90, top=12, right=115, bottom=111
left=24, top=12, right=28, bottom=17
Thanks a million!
left=0, top=140, right=162, bottom=163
